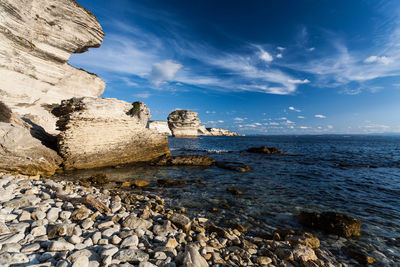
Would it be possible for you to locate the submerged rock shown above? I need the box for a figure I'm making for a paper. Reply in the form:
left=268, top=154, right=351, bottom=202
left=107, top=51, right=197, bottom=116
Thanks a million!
left=168, top=110, right=200, bottom=138
left=342, top=244, right=376, bottom=264
left=152, top=154, right=215, bottom=166
left=0, top=0, right=105, bottom=134
left=226, top=187, right=243, bottom=195
left=299, top=211, right=362, bottom=238
left=247, top=146, right=283, bottom=154
left=215, top=161, right=251, bottom=172
left=157, top=179, right=188, bottom=187
left=56, top=97, right=170, bottom=170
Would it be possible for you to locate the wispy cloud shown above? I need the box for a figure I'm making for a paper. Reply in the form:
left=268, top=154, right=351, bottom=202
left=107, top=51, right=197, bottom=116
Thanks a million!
left=288, top=79, right=310, bottom=84
left=288, top=106, right=301, bottom=112
left=364, top=56, right=393, bottom=65
left=133, top=92, right=151, bottom=98
left=315, top=114, right=327, bottom=119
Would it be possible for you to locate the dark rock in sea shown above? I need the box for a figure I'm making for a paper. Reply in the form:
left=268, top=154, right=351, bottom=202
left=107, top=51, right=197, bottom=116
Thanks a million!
left=152, top=154, right=215, bottom=166
left=215, top=161, right=251, bottom=172
left=247, top=146, right=284, bottom=154
left=342, top=244, right=375, bottom=264
left=157, top=179, right=187, bottom=187
left=337, top=163, right=378, bottom=169
left=298, top=211, right=362, bottom=238
left=226, top=187, right=243, bottom=195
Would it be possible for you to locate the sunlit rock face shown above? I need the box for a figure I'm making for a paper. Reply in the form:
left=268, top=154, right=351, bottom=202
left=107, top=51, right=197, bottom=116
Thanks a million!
left=0, top=101, right=62, bottom=176
left=0, top=0, right=105, bottom=134
left=56, top=97, right=170, bottom=170
left=149, top=121, right=172, bottom=136
left=167, top=110, right=200, bottom=138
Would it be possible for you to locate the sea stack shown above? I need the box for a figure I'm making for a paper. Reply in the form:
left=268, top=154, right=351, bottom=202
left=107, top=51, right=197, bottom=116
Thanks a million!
left=0, top=0, right=106, bottom=134
left=168, top=110, right=200, bottom=138
left=55, top=97, right=170, bottom=170
left=149, top=121, right=172, bottom=135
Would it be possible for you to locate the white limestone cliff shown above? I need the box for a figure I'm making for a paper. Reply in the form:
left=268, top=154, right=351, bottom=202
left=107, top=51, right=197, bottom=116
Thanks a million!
left=168, top=110, right=200, bottom=138
left=0, top=0, right=106, bottom=134
left=149, top=121, right=172, bottom=136
left=56, top=97, right=170, bottom=170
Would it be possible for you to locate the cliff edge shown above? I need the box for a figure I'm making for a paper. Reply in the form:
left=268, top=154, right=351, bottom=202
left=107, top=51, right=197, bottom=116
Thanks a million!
left=0, top=0, right=106, bottom=134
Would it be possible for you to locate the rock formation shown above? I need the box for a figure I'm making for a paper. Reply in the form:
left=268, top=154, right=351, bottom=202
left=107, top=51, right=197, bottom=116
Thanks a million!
left=0, top=0, right=106, bottom=134
left=0, top=102, right=62, bottom=176
left=204, top=127, right=243, bottom=136
left=168, top=110, right=200, bottom=138
left=148, top=121, right=172, bottom=135
left=55, top=97, right=170, bottom=170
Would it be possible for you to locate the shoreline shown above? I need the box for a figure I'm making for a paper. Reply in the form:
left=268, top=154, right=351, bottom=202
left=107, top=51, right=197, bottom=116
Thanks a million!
left=0, top=172, right=346, bottom=267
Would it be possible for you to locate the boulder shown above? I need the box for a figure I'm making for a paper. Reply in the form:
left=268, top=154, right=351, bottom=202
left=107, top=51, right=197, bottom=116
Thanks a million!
left=298, top=211, right=362, bottom=238
left=168, top=110, right=200, bottom=137
left=148, top=121, right=172, bottom=135
left=0, top=104, right=62, bottom=176
left=247, top=146, right=283, bottom=154
left=0, top=0, right=106, bottom=134
left=55, top=97, right=170, bottom=170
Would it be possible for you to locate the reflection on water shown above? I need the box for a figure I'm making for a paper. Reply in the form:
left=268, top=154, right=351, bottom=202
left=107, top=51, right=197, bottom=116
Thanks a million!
left=53, top=135, right=400, bottom=264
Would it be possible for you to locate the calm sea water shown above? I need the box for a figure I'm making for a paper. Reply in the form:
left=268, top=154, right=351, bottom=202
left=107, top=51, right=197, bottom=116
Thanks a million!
left=55, top=135, right=400, bottom=265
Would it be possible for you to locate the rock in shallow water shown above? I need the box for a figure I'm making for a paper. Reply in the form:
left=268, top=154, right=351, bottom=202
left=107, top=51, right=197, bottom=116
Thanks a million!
left=298, top=211, right=362, bottom=238
left=246, top=146, right=283, bottom=154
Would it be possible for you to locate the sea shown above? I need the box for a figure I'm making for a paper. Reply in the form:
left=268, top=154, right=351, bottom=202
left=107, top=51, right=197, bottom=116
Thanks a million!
left=55, top=135, right=400, bottom=265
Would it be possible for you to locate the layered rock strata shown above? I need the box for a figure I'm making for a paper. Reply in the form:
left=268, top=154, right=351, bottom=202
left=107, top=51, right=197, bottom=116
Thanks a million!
left=0, top=102, right=62, bottom=176
left=148, top=121, right=172, bottom=135
left=56, top=97, right=170, bottom=170
left=168, top=110, right=200, bottom=138
left=204, top=127, right=243, bottom=136
left=0, top=0, right=106, bottom=134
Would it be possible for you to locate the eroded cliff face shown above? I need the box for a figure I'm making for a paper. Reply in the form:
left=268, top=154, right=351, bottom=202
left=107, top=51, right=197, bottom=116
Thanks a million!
left=0, top=0, right=105, bottom=134
left=149, top=121, right=172, bottom=136
left=168, top=110, right=200, bottom=138
left=56, top=97, right=170, bottom=170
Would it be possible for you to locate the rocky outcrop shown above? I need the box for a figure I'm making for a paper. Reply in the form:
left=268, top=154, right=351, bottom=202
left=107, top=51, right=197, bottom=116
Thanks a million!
left=298, top=211, right=362, bottom=238
left=197, top=125, right=209, bottom=135
left=204, top=127, right=243, bottom=136
left=168, top=110, right=200, bottom=138
left=0, top=0, right=106, bottom=134
left=152, top=154, right=215, bottom=166
left=128, top=101, right=150, bottom=127
left=148, top=121, right=171, bottom=136
left=247, top=146, right=284, bottom=154
left=0, top=102, right=62, bottom=176
left=55, top=97, right=170, bottom=170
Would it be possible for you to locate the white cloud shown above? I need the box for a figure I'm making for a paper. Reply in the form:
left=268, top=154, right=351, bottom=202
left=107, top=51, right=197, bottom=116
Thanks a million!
left=217, top=120, right=224, bottom=123
left=288, top=106, right=301, bottom=112
left=259, top=50, right=273, bottom=62
left=364, top=56, right=393, bottom=65
left=285, top=120, right=295, bottom=124
left=254, top=122, right=262, bottom=126
left=297, top=116, right=305, bottom=119
left=277, top=117, right=287, bottom=120
left=276, top=53, right=283, bottom=58
left=206, top=110, right=216, bottom=114
left=327, top=125, right=333, bottom=129
left=308, top=47, right=315, bottom=52
left=269, top=122, right=280, bottom=126
left=277, top=46, right=285, bottom=51
left=133, top=92, right=151, bottom=98
left=234, top=117, right=245, bottom=121
left=288, top=79, right=310, bottom=84
left=150, top=60, right=182, bottom=85
left=299, top=126, right=310, bottom=129
left=315, top=114, right=327, bottom=118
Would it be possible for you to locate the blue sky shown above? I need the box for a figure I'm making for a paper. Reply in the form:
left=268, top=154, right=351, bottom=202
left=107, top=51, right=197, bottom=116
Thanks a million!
left=70, top=0, right=400, bottom=134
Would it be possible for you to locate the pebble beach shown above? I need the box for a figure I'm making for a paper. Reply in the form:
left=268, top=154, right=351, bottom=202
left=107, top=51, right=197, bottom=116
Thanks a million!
left=0, top=172, right=344, bottom=267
